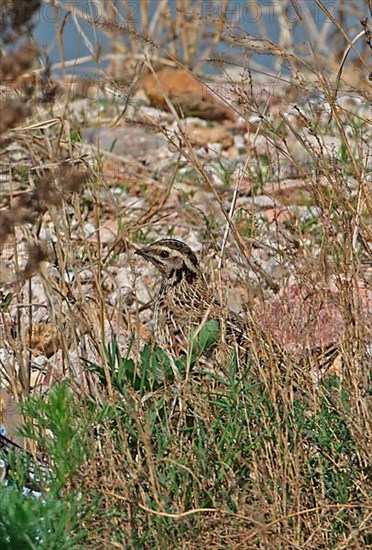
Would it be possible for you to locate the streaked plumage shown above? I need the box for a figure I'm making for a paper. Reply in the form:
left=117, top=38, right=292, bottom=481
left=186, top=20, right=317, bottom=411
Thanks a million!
left=136, top=239, right=248, bottom=358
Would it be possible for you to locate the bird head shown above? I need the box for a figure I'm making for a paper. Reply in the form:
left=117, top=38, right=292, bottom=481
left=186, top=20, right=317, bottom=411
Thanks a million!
left=135, top=239, right=199, bottom=280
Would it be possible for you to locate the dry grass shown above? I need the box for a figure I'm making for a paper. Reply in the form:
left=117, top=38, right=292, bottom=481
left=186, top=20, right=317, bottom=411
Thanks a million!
left=0, top=1, right=371, bottom=548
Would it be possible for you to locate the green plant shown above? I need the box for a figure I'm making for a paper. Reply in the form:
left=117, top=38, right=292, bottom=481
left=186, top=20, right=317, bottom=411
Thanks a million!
left=20, top=384, right=91, bottom=490
left=69, top=129, right=81, bottom=143
left=0, top=384, right=97, bottom=548
left=0, top=484, right=90, bottom=550
left=84, top=337, right=181, bottom=396
left=0, top=292, right=13, bottom=313
left=84, top=322, right=221, bottom=397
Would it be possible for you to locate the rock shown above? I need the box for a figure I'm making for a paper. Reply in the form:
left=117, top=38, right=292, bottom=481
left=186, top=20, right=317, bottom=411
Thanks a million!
left=24, top=323, right=62, bottom=358
left=82, top=125, right=168, bottom=159
left=0, top=261, right=14, bottom=285
left=143, top=69, right=235, bottom=121
left=235, top=195, right=276, bottom=210
left=185, top=123, right=234, bottom=149
left=257, top=282, right=372, bottom=356
left=257, top=283, right=343, bottom=354
left=0, top=387, right=23, bottom=446
left=264, top=206, right=295, bottom=225
left=284, top=133, right=343, bottom=166
left=262, top=177, right=331, bottom=206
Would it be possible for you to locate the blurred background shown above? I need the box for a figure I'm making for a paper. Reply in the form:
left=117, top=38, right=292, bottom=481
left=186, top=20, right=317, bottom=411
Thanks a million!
left=32, top=0, right=370, bottom=79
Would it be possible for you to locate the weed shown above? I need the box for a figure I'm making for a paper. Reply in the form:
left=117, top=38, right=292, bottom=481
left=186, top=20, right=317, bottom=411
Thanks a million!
left=0, top=1, right=370, bottom=547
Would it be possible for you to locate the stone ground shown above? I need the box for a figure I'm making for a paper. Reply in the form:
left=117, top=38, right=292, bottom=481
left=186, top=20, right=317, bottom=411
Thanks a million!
left=0, top=68, right=371, bottom=438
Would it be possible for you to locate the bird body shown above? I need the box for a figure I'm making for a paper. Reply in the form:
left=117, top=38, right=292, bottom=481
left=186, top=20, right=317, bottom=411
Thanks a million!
left=136, top=239, right=246, bottom=358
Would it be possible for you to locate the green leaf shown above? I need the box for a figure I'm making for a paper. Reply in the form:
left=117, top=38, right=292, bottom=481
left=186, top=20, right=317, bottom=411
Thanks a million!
left=0, top=292, right=13, bottom=313
left=190, top=319, right=221, bottom=357
left=339, top=141, right=349, bottom=163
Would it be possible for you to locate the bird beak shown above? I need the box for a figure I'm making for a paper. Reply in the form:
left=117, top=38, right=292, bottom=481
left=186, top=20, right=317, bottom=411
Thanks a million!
left=135, top=245, right=165, bottom=273
left=135, top=246, right=151, bottom=259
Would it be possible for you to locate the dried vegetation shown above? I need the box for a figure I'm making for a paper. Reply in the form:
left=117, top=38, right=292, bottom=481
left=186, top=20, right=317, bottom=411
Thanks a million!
left=0, top=1, right=371, bottom=548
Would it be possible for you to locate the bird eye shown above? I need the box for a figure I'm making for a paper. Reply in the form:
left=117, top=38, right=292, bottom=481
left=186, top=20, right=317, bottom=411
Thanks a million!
left=160, top=250, right=169, bottom=258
